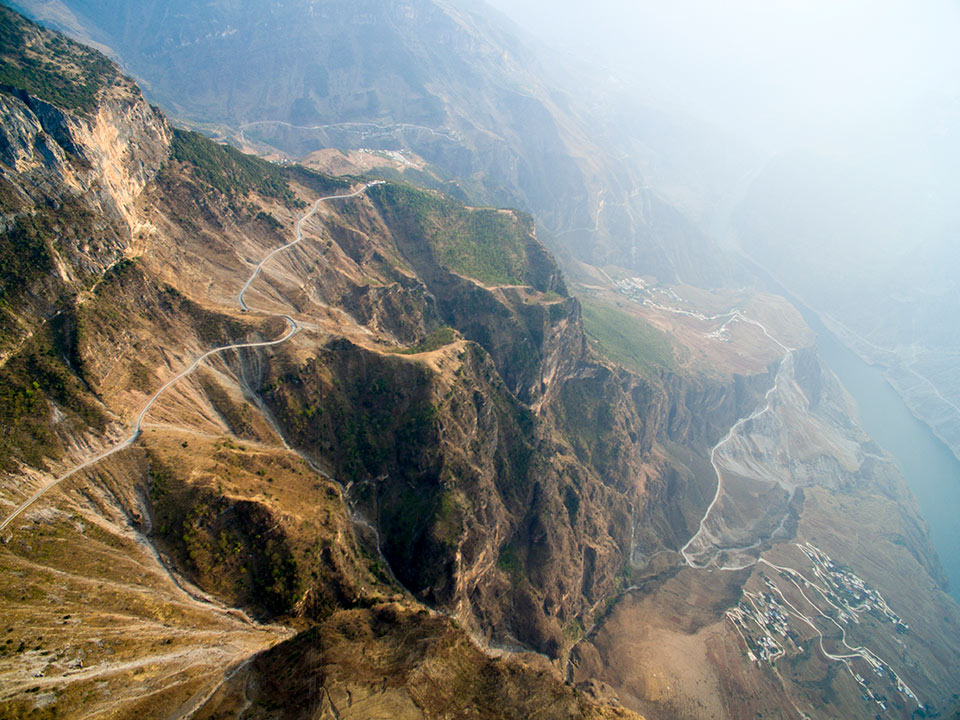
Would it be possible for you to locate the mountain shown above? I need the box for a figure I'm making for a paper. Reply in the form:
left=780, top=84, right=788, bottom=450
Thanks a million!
left=9, top=0, right=734, bottom=288
left=1, top=4, right=959, bottom=720
left=0, top=7, right=650, bottom=716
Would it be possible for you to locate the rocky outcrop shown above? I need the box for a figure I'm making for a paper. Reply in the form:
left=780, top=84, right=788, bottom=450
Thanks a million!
left=195, top=603, right=645, bottom=720
left=0, top=7, right=169, bottom=220
left=0, top=76, right=168, bottom=225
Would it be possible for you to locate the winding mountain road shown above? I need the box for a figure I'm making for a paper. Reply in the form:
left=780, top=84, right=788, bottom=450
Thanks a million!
left=679, top=313, right=794, bottom=568
left=757, top=557, right=919, bottom=708
left=0, top=182, right=381, bottom=534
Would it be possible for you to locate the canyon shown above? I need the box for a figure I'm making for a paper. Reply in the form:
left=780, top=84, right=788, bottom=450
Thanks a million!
left=0, top=4, right=958, bottom=719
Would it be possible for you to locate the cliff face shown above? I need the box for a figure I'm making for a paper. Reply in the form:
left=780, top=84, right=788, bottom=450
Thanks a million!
left=0, top=10, right=169, bottom=220
left=0, top=5, right=169, bottom=361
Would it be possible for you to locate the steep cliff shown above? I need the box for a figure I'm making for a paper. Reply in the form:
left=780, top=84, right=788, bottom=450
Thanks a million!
left=0, top=3, right=168, bottom=360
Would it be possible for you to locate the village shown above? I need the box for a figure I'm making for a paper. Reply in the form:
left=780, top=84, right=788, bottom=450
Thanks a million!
left=726, top=543, right=921, bottom=715
left=797, top=542, right=909, bottom=632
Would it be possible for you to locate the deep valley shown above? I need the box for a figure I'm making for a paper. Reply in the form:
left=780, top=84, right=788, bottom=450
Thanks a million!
left=0, top=3, right=958, bottom=720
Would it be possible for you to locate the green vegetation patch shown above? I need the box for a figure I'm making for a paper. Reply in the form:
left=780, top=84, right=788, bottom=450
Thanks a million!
left=393, top=326, right=457, bottom=355
left=372, top=183, right=529, bottom=285
left=169, top=129, right=299, bottom=203
left=157, top=283, right=253, bottom=347
left=580, top=297, right=675, bottom=374
left=197, top=371, right=258, bottom=438
left=0, top=195, right=109, bottom=304
left=148, top=461, right=303, bottom=617
left=0, top=211, right=54, bottom=294
left=285, top=165, right=353, bottom=195
left=0, top=6, right=117, bottom=113
left=255, top=210, right=284, bottom=231
left=498, top=543, right=523, bottom=582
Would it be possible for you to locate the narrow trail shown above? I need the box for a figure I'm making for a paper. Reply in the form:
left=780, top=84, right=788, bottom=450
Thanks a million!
left=0, top=182, right=381, bottom=534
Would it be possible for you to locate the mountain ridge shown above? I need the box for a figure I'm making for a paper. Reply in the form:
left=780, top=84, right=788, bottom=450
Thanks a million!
left=11, top=0, right=735, bottom=289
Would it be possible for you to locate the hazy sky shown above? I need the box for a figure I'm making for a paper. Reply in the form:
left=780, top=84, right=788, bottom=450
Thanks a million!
left=484, top=0, right=960, bottom=153
left=480, top=0, right=960, bottom=342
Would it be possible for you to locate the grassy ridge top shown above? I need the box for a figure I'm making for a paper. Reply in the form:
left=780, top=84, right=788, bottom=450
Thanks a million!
left=169, top=129, right=352, bottom=203
left=581, top=297, right=675, bottom=374
left=371, top=182, right=531, bottom=286
left=0, top=4, right=117, bottom=113
left=169, top=129, right=299, bottom=203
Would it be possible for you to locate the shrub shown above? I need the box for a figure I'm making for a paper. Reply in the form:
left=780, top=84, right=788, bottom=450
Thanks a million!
left=169, top=129, right=298, bottom=203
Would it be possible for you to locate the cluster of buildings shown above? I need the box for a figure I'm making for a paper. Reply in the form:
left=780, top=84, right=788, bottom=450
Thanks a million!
left=797, top=543, right=908, bottom=631
left=847, top=643, right=921, bottom=712
left=612, top=278, right=745, bottom=344
left=726, top=584, right=798, bottom=665
left=726, top=545, right=923, bottom=714
left=613, top=277, right=686, bottom=309
left=613, top=276, right=649, bottom=299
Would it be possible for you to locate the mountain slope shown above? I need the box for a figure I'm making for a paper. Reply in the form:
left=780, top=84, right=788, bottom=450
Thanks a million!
left=0, top=7, right=653, bottom=716
left=10, top=0, right=732, bottom=287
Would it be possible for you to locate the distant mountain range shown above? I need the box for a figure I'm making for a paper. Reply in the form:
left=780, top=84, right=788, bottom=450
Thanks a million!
left=11, top=0, right=737, bottom=288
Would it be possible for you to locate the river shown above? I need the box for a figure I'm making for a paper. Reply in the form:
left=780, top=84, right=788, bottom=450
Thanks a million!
left=769, top=283, right=960, bottom=601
